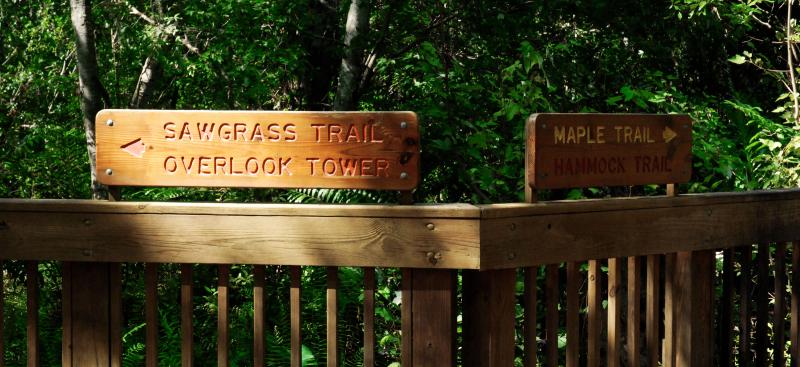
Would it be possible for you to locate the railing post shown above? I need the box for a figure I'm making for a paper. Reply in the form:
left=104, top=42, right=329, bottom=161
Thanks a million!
left=402, top=268, right=456, bottom=367
left=62, top=262, right=117, bottom=367
left=463, top=269, right=516, bottom=367
left=673, top=250, right=714, bottom=367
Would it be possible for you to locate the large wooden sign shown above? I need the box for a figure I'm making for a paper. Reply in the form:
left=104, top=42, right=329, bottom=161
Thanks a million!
left=527, top=113, right=692, bottom=189
left=96, top=110, right=420, bottom=189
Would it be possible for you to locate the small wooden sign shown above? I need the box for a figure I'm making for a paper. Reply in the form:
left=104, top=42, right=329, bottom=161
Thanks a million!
left=96, top=110, right=420, bottom=189
left=526, top=113, right=692, bottom=189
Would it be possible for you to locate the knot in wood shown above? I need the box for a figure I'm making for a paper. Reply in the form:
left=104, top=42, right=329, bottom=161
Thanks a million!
left=426, top=251, right=442, bottom=265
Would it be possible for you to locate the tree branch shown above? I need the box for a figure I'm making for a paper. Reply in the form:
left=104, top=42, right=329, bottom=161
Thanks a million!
left=123, top=1, right=200, bottom=54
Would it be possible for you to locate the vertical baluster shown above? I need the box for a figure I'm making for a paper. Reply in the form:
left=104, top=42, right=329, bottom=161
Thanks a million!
left=291, top=266, right=302, bottom=367
left=401, top=268, right=412, bottom=366
left=253, top=265, right=266, bottom=367
left=327, top=267, right=338, bottom=367
left=663, top=184, right=677, bottom=367
left=181, top=264, right=194, bottom=367
left=664, top=254, right=676, bottom=367
left=791, top=241, right=799, bottom=367
left=524, top=267, right=538, bottom=367
left=110, top=263, right=122, bottom=367
left=587, top=260, right=600, bottom=367
left=627, top=257, right=641, bottom=367
left=146, top=263, right=159, bottom=367
left=0, top=260, right=4, bottom=367
left=720, top=249, right=734, bottom=367
left=755, top=244, right=768, bottom=365
left=673, top=250, right=714, bottom=366
left=740, top=246, right=752, bottom=365
left=26, top=261, right=38, bottom=367
left=646, top=255, right=660, bottom=367
left=775, top=244, right=787, bottom=367
left=607, top=258, right=621, bottom=367
left=566, top=262, right=579, bottom=367
left=546, top=264, right=559, bottom=367
left=218, top=265, right=230, bottom=367
left=61, top=263, right=71, bottom=367
left=363, top=267, right=375, bottom=367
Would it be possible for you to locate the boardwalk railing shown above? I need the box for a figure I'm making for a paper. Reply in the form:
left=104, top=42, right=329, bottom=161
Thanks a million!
left=1, top=189, right=800, bottom=366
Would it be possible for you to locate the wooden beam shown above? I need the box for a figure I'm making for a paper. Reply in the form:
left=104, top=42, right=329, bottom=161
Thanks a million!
left=3, top=190, right=800, bottom=270
left=481, top=191, right=800, bottom=269
left=290, top=266, right=302, bottom=367
left=363, top=267, right=375, bottom=367
left=110, top=263, right=122, bottom=367
left=719, top=250, right=734, bottom=367
left=627, top=257, right=641, bottom=367
left=775, top=243, right=787, bottom=367
left=587, top=260, right=600, bottom=367
left=545, top=264, right=559, bottom=367
left=739, top=247, right=752, bottom=365
left=566, top=262, right=579, bottom=367
left=407, top=269, right=456, bottom=366
left=755, top=244, right=769, bottom=365
left=792, top=241, right=799, bottom=367
left=607, top=258, right=621, bottom=367
left=181, top=264, right=193, bottom=367
left=327, top=267, right=338, bottom=367
left=145, top=264, right=158, bottom=367
left=664, top=254, right=676, bottom=367
left=61, top=263, right=71, bottom=367
left=0, top=212, right=479, bottom=269
left=674, top=250, right=713, bottom=367
left=645, top=255, right=660, bottom=367
left=218, top=265, right=229, bottom=367
left=69, top=263, right=110, bottom=366
left=26, top=261, right=38, bottom=367
left=253, top=265, right=266, bottom=367
left=523, top=267, right=538, bottom=367
left=463, top=269, right=516, bottom=367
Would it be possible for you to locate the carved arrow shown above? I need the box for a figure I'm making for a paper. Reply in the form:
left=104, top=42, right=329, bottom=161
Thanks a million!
left=121, top=138, right=146, bottom=158
left=662, top=127, right=677, bottom=143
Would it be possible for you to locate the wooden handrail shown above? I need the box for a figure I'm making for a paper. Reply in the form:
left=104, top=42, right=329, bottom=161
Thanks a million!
left=2, top=189, right=800, bottom=269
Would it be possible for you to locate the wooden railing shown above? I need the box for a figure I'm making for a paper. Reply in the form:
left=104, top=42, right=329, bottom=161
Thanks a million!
left=1, top=189, right=800, bottom=366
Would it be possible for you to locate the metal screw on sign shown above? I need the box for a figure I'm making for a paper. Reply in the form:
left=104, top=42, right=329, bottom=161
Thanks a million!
left=426, top=223, right=435, bottom=230
left=400, top=172, right=408, bottom=179
left=106, top=119, right=114, bottom=126
left=400, top=121, right=408, bottom=129
left=105, top=168, right=113, bottom=175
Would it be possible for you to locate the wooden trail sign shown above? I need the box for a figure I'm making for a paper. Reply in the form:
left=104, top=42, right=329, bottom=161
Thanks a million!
left=526, top=113, right=692, bottom=189
left=96, top=110, right=420, bottom=189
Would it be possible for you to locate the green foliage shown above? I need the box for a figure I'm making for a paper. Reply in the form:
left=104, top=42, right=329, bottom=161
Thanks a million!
left=2, top=0, right=800, bottom=365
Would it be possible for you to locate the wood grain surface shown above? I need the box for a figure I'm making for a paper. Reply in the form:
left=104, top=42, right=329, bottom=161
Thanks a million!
left=0, top=211, right=480, bottom=269
left=526, top=113, right=692, bottom=189
left=480, top=190, right=800, bottom=268
left=95, top=110, right=419, bottom=189
left=1, top=190, right=799, bottom=269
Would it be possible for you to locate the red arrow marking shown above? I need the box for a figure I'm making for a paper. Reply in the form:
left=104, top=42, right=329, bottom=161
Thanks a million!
left=121, top=138, right=146, bottom=158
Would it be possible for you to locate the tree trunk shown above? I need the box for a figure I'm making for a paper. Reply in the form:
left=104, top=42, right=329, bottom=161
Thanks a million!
left=130, top=56, right=162, bottom=108
left=333, top=0, right=370, bottom=111
left=70, top=0, right=109, bottom=199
